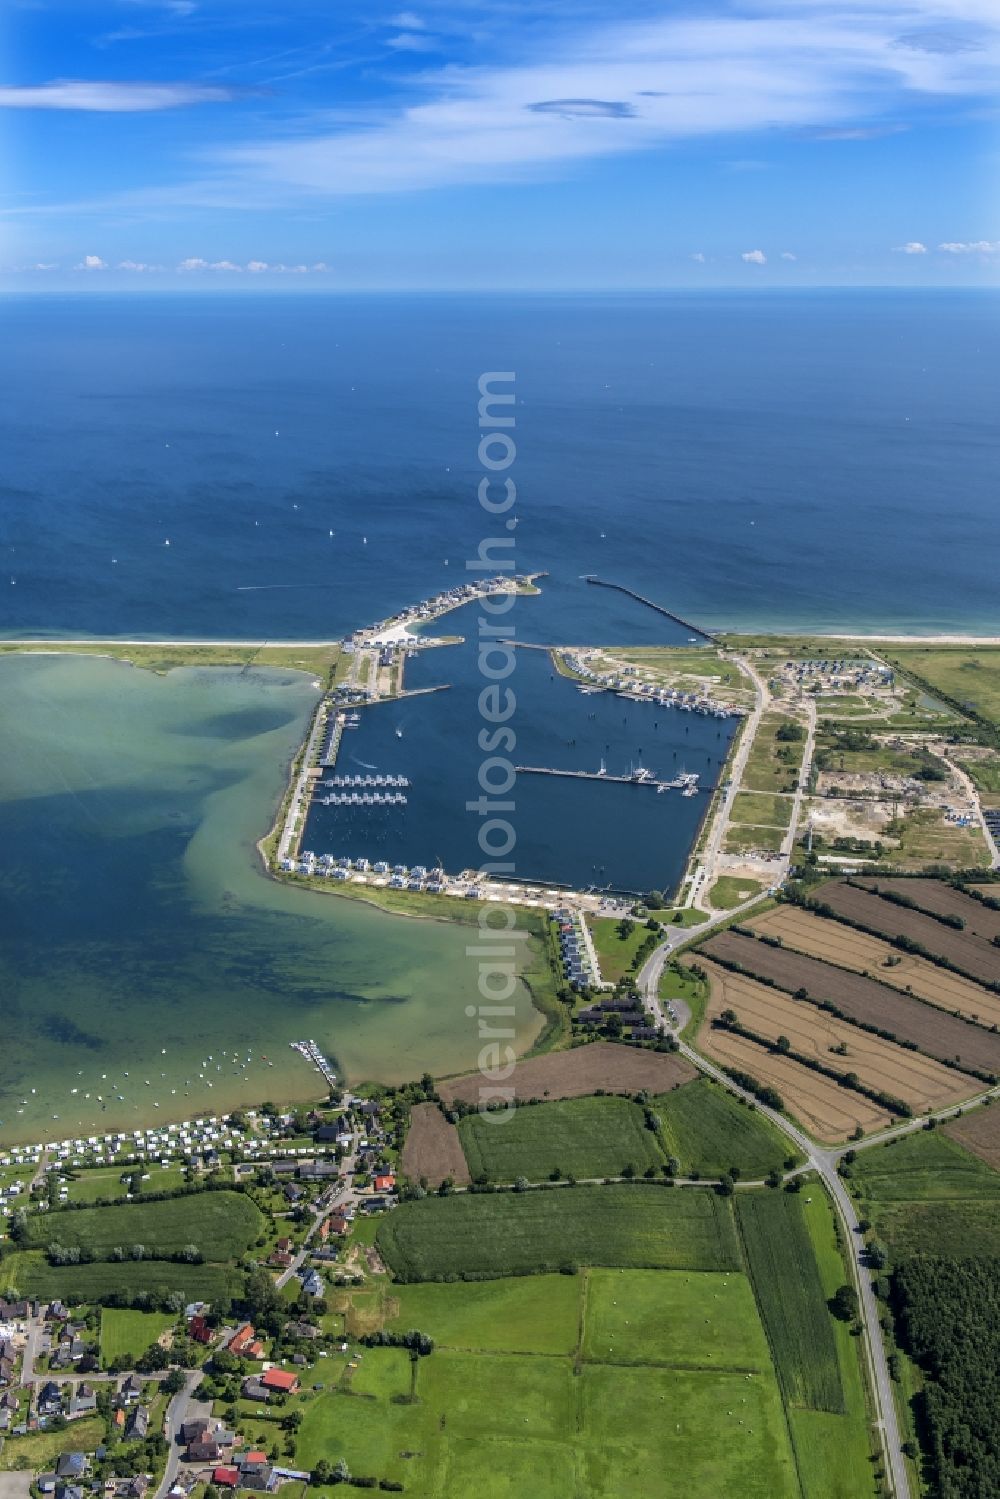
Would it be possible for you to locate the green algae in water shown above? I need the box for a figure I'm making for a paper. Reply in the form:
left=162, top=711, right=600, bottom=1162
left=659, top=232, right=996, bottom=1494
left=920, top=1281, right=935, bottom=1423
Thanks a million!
left=0, top=655, right=543, bottom=1144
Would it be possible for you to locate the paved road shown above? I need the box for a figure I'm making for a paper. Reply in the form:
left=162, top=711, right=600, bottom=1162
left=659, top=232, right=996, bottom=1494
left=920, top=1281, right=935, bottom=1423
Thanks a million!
left=155, top=1372, right=210, bottom=1499
left=693, top=653, right=770, bottom=906
left=275, top=1140, right=360, bottom=1291
left=782, top=696, right=818, bottom=861
left=936, top=748, right=1000, bottom=868
left=639, top=943, right=911, bottom=1499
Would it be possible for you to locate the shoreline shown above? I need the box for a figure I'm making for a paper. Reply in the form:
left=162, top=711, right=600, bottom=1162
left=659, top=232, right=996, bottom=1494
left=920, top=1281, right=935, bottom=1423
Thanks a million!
left=3, top=630, right=1000, bottom=647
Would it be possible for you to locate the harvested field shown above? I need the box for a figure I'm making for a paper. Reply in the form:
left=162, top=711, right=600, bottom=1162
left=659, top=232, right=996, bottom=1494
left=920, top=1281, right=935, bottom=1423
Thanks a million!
left=748, top=906, right=1000, bottom=1029
left=856, top=878, right=1000, bottom=943
left=945, top=1105, right=1000, bottom=1171
left=400, top=1102, right=471, bottom=1188
left=698, top=1027, right=889, bottom=1142
left=814, top=880, right=1000, bottom=989
left=701, top=929, right=1000, bottom=1077
left=439, top=1041, right=694, bottom=1107
left=701, top=961, right=972, bottom=1113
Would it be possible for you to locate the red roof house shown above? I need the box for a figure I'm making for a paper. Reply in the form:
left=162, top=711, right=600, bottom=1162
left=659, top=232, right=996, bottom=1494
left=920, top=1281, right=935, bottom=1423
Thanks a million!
left=213, top=1469, right=239, bottom=1488
left=260, top=1368, right=299, bottom=1394
left=228, top=1324, right=257, bottom=1357
left=373, top=1173, right=396, bottom=1193
left=188, top=1315, right=213, bottom=1346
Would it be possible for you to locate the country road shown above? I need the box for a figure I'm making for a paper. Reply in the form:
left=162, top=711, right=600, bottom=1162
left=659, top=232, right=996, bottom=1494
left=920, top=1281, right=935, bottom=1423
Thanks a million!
left=638, top=935, right=911, bottom=1499
left=155, top=1371, right=210, bottom=1499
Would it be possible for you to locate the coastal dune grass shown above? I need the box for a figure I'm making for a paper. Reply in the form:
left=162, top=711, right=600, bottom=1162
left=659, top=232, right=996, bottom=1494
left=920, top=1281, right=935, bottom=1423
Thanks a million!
left=376, top=1183, right=741, bottom=1281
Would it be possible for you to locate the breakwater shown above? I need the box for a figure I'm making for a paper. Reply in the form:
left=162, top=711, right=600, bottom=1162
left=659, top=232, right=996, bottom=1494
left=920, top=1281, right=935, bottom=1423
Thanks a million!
left=583, top=576, right=715, bottom=641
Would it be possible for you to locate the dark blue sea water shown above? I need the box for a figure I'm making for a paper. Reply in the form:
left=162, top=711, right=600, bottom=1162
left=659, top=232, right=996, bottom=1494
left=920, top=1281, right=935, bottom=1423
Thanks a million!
left=303, top=602, right=735, bottom=893
left=1, top=289, right=998, bottom=640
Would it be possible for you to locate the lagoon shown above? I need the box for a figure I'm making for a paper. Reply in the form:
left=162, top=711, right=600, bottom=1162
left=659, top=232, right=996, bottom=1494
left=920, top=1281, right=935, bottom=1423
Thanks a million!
left=0, top=653, right=546, bottom=1145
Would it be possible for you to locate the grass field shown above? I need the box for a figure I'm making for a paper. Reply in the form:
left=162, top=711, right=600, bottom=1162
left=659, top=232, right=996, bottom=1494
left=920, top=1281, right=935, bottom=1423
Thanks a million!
left=708, top=874, right=765, bottom=909
left=63, top=1165, right=188, bottom=1203
left=348, top=1346, right=413, bottom=1400
left=849, top=1128, right=1000, bottom=1203
left=0, top=1416, right=106, bottom=1472
left=655, top=1078, right=794, bottom=1179
left=730, top=791, right=794, bottom=828
left=743, top=713, right=807, bottom=794
left=100, top=1307, right=175, bottom=1366
left=456, top=1095, right=665, bottom=1182
left=0, top=639, right=346, bottom=686
left=388, top=1275, right=582, bottom=1355
left=871, top=1198, right=1000, bottom=1259
left=0, top=1251, right=245, bottom=1303
left=724, top=824, right=787, bottom=854
left=885, top=646, right=1000, bottom=725
left=295, top=1263, right=800, bottom=1499
left=736, top=1192, right=845, bottom=1414
left=586, top=916, right=653, bottom=983
left=377, top=1183, right=741, bottom=1280
left=849, top=1126, right=1000, bottom=1257
left=20, top=1188, right=263, bottom=1259
left=581, top=1267, right=771, bottom=1370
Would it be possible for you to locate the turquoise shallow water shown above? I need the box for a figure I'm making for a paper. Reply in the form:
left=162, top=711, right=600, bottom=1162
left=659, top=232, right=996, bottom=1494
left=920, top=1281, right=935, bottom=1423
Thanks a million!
left=0, top=654, right=544, bottom=1145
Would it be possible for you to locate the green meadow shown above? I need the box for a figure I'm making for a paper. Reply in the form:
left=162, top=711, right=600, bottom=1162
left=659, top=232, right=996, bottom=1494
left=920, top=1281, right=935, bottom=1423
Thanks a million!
left=457, top=1095, right=665, bottom=1182
left=377, top=1183, right=741, bottom=1281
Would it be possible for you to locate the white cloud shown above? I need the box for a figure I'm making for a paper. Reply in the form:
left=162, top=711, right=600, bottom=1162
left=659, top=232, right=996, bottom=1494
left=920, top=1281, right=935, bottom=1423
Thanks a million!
left=387, top=32, right=436, bottom=52
left=75, top=254, right=107, bottom=270
left=34, top=262, right=58, bottom=271
left=780, top=250, right=797, bottom=260
left=209, top=260, right=243, bottom=271
left=741, top=249, right=767, bottom=263
left=690, top=251, right=706, bottom=262
left=938, top=239, right=1000, bottom=253
left=210, top=3, right=1000, bottom=200
left=390, top=10, right=425, bottom=27
left=246, top=260, right=270, bottom=272
left=177, top=257, right=210, bottom=271
left=0, top=80, right=234, bottom=112
left=894, top=240, right=928, bottom=253
left=117, top=259, right=162, bottom=271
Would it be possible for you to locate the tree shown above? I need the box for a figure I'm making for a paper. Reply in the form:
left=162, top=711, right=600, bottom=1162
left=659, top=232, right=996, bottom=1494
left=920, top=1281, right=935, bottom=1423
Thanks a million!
left=716, top=1174, right=735, bottom=1198
left=616, top=917, right=636, bottom=941
left=163, top=1368, right=186, bottom=1395
left=775, top=1035, right=791, bottom=1054
left=866, top=1240, right=889, bottom=1270
left=281, top=1410, right=303, bottom=1432
left=829, top=1284, right=858, bottom=1322
left=513, top=1176, right=529, bottom=1193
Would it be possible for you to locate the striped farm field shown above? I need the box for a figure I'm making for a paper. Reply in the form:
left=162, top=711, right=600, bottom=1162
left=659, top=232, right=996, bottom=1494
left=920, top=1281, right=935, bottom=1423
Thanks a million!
left=748, top=906, right=1000, bottom=1030
left=813, top=880, right=1000, bottom=989
left=856, top=878, right=1000, bottom=942
left=701, top=929, right=1000, bottom=1078
left=697, top=1026, right=889, bottom=1142
left=701, top=961, right=973, bottom=1113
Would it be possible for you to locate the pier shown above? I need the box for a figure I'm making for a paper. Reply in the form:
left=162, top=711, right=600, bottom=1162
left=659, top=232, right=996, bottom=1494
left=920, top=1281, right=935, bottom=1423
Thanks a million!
left=290, top=1038, right=337, bottom=1088
left=516, top=765, right=701, bottom=792
left=583, top=576, right=715, bottom=642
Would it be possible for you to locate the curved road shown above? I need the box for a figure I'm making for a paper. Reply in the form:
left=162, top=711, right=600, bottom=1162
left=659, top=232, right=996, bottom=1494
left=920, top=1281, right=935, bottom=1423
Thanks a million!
left=638, top=936, right=910, bottom=1498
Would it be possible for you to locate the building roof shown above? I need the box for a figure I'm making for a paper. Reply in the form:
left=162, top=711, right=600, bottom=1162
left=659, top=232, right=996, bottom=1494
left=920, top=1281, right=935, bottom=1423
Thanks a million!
left=212, top=1470, right=239, bottom=1488
left=261, top=1368, right=298, bottom=1392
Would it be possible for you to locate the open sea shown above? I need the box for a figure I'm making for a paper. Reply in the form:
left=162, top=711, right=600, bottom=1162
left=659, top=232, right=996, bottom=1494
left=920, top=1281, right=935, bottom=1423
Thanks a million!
left=1, top=290, right=997, bottom=1142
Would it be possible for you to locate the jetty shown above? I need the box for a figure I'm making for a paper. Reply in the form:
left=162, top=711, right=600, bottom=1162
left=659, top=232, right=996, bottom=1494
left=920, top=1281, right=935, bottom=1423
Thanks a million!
left=583, top=576, right=715, bottom=641
left=290, top=1038, right=337, bottom=1088
left=516, top=765, right=701, bottom=792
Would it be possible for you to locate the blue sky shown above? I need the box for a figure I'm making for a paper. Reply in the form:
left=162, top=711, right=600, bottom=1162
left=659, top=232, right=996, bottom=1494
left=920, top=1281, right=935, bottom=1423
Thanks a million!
left=1, top=0, right=999, bottom=288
